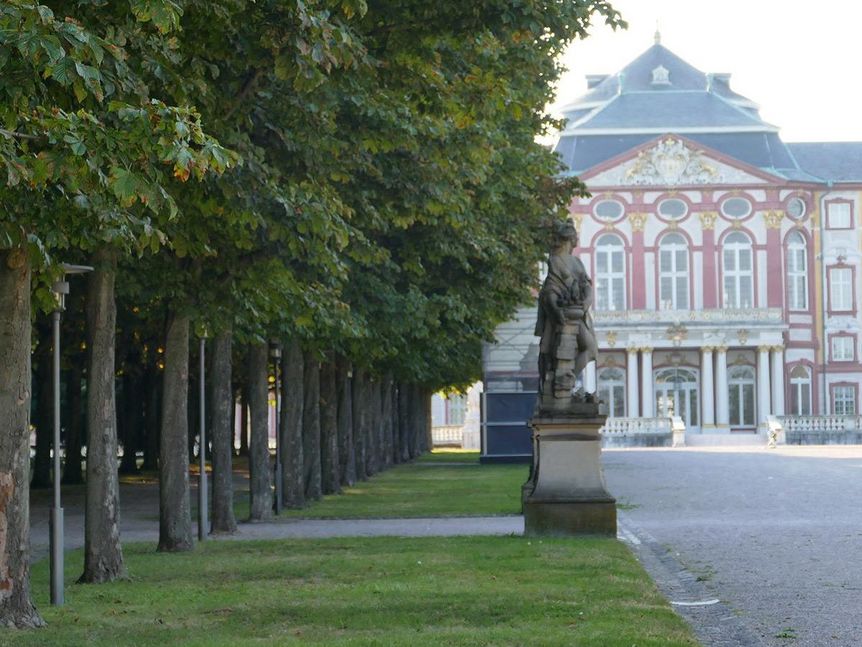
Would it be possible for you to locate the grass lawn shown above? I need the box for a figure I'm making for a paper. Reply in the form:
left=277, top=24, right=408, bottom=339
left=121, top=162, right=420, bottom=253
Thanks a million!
left=279, top=452, right=528, bottom=519
left=11, top=537, right=699, bottom=647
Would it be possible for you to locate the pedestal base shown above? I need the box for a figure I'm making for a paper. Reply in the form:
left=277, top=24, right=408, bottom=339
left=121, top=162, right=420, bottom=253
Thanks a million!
left=523, top=415, right=617, bottom=537
left=524, top=500, right=617, bottom=537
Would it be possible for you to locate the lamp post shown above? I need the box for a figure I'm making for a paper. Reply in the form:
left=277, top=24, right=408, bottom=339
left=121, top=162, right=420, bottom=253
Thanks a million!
left=270, top=342, right=283, bottom=514
left=50, top=263, right=93, bottom=606
left=198, top=335, right=207, bottom=541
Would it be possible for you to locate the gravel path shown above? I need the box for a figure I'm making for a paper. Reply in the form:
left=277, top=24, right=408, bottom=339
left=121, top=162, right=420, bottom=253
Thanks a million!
left=603, top=446, right=862, bottom=647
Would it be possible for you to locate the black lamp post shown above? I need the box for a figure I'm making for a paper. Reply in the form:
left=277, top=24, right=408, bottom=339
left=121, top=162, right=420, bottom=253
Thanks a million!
left=50, top=263, right=93, bottom=606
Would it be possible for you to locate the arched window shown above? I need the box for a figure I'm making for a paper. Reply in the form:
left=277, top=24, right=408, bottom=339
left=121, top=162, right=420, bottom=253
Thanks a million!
left=722, top=232, right=754, bottom=309
left=789, top=365, right=812, bottom=416
left=728, top=365, right=756, bottom=426
left=654, top=368, right=699, bottom=428
left=595, top=235, right=625, bottom=311
left=659, top=233, right=689, bottom=310
left=598, top=367, right=626, bottom=418
left=787, top=232, right=808, bottom=310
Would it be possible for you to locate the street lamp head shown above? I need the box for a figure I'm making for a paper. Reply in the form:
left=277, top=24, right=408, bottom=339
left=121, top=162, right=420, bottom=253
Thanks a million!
left=52, top=263, right=94, bottom=311
left=61, top=263, right=94, bottom=276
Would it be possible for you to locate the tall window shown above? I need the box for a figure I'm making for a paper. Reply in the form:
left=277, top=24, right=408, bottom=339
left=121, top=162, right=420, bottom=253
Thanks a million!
left=722, top=232, right=754, bottom=309
left=595, top=235, right=626, bottom=311
left=598, top=367, right=626, bottom=418
left=659, top=233, right=689, bottom=310
left=728, top=365, right=756, bottom=426
left=833, top=385, right=856, bottom=415
left=790, top=366, right=812, bottom=415
left=829, top=267, right=853, bottom=312
left=786, top=232, right=808, bottom=310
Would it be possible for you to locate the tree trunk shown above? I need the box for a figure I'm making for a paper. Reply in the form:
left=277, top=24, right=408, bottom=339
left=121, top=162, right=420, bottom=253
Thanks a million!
left=248, top=344, right=272, bottom=521
left=381, top=372, right=394, bottom=468
left=158, top=312, right=193, bottom=552
left=352, top=367, right=368, bottom=480
left=30, top=327, right=52, bottom=489
left=365, top=377, right=381, bottom=477
left=302, top=351, right=322, bottom=501
left=319, top=358, right=340, bottom=495
left=282, top=342, right=304, bottom=508
left=62, top=359, right=84, bottom=484
left=0, top=248, right=44, bottom=627
left=335, top=357, right=356, bottom=486
left=398, top=382, right=411, bottom=462
left=81, top=248, right=127, bottom=582
left=421, top=387, right=433, bottom=454
left=210, top=332, right=236, bottom=533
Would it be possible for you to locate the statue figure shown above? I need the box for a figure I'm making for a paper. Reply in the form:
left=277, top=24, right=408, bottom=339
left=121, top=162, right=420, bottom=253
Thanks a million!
left=535, top=219, right=598, bottom=412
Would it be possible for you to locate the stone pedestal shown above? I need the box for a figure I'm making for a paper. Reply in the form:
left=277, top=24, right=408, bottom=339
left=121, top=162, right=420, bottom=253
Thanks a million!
left=522, top=415, right=616, bottom=536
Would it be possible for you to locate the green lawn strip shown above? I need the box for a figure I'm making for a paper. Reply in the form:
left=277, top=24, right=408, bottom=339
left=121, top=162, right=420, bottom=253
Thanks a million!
left=15, top=537, right=699, bottom=647
left=278, top=462, right=529, bottom=519
left=415, top=450, right=481, bottom=464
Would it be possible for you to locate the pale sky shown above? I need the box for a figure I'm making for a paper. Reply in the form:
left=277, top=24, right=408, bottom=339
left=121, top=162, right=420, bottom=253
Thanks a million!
left=550, top=0, right=862, bottom=143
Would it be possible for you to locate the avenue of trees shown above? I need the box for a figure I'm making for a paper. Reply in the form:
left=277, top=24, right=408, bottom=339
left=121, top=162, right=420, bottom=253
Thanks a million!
left=0, top=0, right=622, bottom=629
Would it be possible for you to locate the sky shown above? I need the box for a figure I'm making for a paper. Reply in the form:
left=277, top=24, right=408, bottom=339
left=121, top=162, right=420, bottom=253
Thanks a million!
left=549, top=0, right=862, bottom=143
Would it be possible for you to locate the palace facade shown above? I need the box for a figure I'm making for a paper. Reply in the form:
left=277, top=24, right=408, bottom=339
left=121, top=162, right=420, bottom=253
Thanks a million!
left=482, top=39, right=862, bottom=459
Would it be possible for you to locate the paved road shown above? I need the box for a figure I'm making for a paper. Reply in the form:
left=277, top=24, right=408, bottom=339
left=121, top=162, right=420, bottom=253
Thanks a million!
left=603, top=446, right=862, bottom=647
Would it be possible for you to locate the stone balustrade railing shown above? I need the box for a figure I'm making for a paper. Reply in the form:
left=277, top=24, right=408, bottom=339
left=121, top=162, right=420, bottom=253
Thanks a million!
left=431, top=424, right=463, bottom=446
left=600, top=417, right=673, bottom=435
left=777, top=415, right=862, bottom=433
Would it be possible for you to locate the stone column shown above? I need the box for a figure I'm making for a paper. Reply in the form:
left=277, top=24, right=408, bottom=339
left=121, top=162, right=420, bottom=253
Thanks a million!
left=715, top=346, right=729, bottom=429
left=701, top=346, right=715, bottom=428
left=757, top=345, right=772, bottom=426
left=626, top=348, right=639, bottom=418
left=771, top=345, right=785, bottom=416
left=641, top=347, right=654, bottom=418
left=585, top=361, right=597, bottom=395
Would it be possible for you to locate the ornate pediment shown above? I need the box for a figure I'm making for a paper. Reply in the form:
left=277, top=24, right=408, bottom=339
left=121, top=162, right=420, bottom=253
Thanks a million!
left=585, top=137, right=771, bottom=187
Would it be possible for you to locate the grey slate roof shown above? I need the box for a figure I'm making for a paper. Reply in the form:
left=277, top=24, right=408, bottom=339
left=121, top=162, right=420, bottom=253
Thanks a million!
left=554, top=42, right=819, bottom=180
left=787, top=143, right=862, bottom=183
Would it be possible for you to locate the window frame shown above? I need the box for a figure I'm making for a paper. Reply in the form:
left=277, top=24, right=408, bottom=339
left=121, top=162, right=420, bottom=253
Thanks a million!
left=722, top=232, right=755, bottom=309
left=786, top=231, right=809, bottom=311
left=825, top=199, right=854, bottom=230
left=789, top=365, right=813, bottom=416
left=658, top=233, right=690, bottom=310
left=595, top=234, right=627, bottom=312
left=831, top=383, right=857, bottom=416
left=827, top=266, right=855, bottom=314
left=830, top=334, right=856, bottom=363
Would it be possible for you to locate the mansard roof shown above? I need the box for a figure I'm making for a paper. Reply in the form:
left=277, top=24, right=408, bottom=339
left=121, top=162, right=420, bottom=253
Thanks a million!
left=555, top=42, right=810, bottom=180
left=787, top=143, right=862, bottom=183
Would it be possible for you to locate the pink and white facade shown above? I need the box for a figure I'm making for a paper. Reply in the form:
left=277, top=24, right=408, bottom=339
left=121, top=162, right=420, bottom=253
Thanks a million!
left=482, top=40, right=862, bottom=456
left=572, top=136, right=845, bottom=435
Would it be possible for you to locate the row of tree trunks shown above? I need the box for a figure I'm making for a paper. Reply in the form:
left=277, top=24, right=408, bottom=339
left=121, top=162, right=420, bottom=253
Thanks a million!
left=281, top=342, right=304, bottom=508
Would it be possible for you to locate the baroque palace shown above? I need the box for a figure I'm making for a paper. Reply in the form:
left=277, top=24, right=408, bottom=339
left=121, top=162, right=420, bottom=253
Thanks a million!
left=480, top=38, right=862, bottom=460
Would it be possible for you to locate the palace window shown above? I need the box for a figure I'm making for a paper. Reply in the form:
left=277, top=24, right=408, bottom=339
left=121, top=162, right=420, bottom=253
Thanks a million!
left=833, top=385, right=856, bottom=415
left=659, top=233, right=689, bottom=310
left=828, top=267, right=853, bottom=312
left=722, top=232, right=754, bottom=309
left=595, top=235, right=626, bottom=311
left=789, top=366, right=812, bottom=416
left=831, top=335, right=855, bottom=362
left=728, top=365, right=756, bottom=427
left=721, top=197, right=752, bottom=219
left=786, top=231, right=808, bottom=310
left=826, top=201, right=853, bottom=229
left=657, top=198, right=688, bottom=220
left=786, top=197, right=807, bottom=219
left=597, top=367, right=626, bottom=418
left=593, top=199, right=625, bottom=221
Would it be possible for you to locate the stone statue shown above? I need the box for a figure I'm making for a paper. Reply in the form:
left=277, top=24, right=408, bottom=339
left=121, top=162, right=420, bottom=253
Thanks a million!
left=534, top=219, right=598, bottom=413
